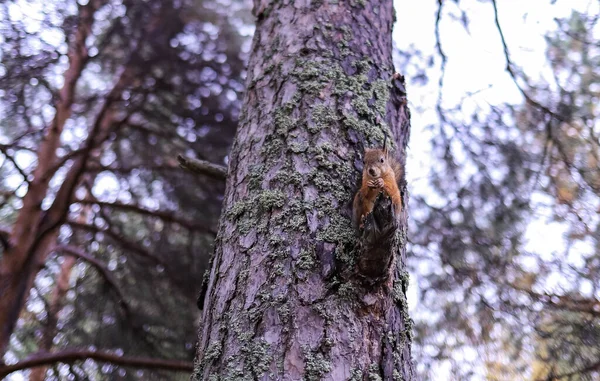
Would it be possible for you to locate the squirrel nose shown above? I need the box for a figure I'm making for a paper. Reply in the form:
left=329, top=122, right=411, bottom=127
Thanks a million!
left=368, top=168, right=376, bottom=177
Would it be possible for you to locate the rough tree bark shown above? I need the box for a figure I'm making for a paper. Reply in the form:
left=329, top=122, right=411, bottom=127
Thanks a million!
left=194, top=0, right=413, bottom=379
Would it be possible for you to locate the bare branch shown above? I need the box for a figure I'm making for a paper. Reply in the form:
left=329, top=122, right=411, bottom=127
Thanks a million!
left=86, top=162, right=183, bottom=175
left=45, top=147, right=87, bottom=179
left=0, top=349, right=193, bottom=377
left=0, top=226, right=11, bottom=250
left=490, top=0, right=567, bottom=123
left=67, top=221, right=166, bottom=265
left=0, top=144, right=30, bottom=185
left=77, top=198, right=217, bottom=235
left=489, top=0, right=600, bottom=197
left=53, top=245, right=129, bottom=314
left=32, top=61, right=138, bottom=260
left=177, top=154, right=227, bottom=180
left=434, top=0, right=447, bottom=109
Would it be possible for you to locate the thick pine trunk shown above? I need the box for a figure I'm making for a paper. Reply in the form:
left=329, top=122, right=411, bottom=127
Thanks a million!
left=194, top=0, right=413, bottom=379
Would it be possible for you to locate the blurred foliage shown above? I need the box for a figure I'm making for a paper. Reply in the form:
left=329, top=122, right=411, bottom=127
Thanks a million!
left=409, top=3, right=600, bottom=380
left=0, top=0, right=251, bottom=379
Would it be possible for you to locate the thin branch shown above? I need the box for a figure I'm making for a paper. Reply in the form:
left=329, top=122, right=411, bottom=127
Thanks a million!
left=32, top=58, right=137, bottom=261
left=67, top=221, right=165, bottom=265
left=0, top=349, right=193, bottom=377
left=434, top=0, right=447, bottom=97
left=490, top=0, right=567, bottom=123
left=45, top=147, right=87, bottom=179
left=53, top=245, right=129, bottom=315
left=177, top=154, right=227, bottom=180
left=0, top=144, right=30, bottom=185
left=76, top=199, right=217, bottom=235
left=0, top=225, right=11, bottom=250
left=489, top=0, right=600, bottom=198
left=86, top=162, right=183, bottom=175
left=434, top=0, right=448, bottom=128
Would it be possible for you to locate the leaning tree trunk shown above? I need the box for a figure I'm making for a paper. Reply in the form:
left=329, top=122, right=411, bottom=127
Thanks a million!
left=0, top=1, right=102, bottom=357
left=194, top=0, right=414, bottom=379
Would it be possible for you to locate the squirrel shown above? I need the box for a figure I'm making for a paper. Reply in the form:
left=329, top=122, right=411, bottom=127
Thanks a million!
left=352, top=139, right=403, bottom=230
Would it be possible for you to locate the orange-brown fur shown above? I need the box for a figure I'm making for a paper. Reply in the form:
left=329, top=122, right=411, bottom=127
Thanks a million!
left=353, top=147, right=403, bottom=229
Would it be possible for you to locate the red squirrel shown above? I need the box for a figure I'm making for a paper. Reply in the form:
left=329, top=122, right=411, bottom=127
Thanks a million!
left=353, top=143, right=402, bottom=229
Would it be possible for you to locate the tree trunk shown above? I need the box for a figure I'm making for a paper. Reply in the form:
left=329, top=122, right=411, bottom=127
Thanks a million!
left=0, top=1, right=102, bottom=358
left=28, top=256, right=76, bottom=381
left=30, top=197, right=94, bottom=381
left=0, top=0, right=142, bottom=358
left=194, top=0, right=414, bottom=379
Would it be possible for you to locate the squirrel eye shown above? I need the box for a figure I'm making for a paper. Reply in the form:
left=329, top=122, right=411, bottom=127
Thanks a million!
left=380, top=157, right=385, bottom=163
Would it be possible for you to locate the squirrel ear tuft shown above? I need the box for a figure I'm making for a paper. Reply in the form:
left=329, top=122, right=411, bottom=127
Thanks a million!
left=383, top=135, right=388, bottom=156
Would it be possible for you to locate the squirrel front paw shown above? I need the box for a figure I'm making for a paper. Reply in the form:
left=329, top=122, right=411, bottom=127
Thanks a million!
left=367, top=178, right=384, bottom=189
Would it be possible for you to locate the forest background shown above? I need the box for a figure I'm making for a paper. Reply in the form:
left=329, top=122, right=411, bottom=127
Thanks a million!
left=0, top=0, right=599, bottom=380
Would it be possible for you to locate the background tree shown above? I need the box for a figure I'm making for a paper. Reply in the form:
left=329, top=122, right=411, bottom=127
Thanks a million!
left=404, top=1, right=600, bottom=379
left=193, top=0, right=415, bottom=379
left=0, top=0, right=250, bottom=379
